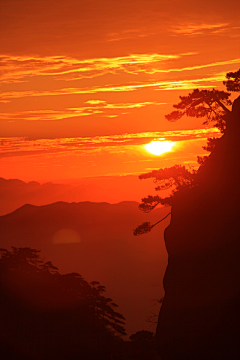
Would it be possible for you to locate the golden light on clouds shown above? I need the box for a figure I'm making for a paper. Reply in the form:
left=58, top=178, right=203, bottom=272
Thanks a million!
left=0, top=128, right=220, bottom=159
left=0, top=101, right=164, bottom=121
left=0, top=53, right=180, bottom=83
left=144, top=140, right=175, bottom=156
left=171, top=23, right=229, bottom=35
left=1, top=0, right=240, bottom=186
left=0, top=74, right=227, bottom=102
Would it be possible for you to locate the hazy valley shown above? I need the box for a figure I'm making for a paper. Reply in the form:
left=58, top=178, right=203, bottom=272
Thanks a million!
left=0, top=196, right=169, bottom=336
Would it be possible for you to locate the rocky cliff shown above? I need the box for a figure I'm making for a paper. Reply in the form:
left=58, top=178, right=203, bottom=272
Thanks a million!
left=156, top=96, right=240, bottom=359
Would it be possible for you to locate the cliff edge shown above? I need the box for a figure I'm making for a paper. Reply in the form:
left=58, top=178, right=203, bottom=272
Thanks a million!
left=156, top=96, right=240, bottom=360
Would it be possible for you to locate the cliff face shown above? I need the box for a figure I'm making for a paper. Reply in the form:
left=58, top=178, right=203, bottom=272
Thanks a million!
left=156, top=96, right=240, bottom=360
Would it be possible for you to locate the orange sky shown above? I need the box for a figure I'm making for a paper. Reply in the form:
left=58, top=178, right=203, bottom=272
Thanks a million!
left=0, top=0, right=240, bottom=184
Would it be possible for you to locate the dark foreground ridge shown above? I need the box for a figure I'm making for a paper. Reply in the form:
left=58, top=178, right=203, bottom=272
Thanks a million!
left=0, top=247, right=161, bottom=360
left=0, top=200, right=169, bottom=348
left=156, top=96, right=240, bottom=359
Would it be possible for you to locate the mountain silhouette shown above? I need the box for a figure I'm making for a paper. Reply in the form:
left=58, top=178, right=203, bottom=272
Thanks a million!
left=0, top=175, right=158, bottom=216
left=156, top=96, right=240, bottom=359
left=0, top=200, right=169, bottom=336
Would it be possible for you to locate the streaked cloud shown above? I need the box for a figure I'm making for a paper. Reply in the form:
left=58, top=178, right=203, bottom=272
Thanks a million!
left=0, top=53, right=179, bottom=83
left=0, top=108, right=102, bottom=121
left=85, top=100, right=106, bottom=105
left=171, top=23, right=229, bottom=35
left=0, top=101, right=165, bottom=121
left=0, top=74, right=226, bottom=101
left=106, top=29, right=155, bottom=42
left=0, top=128, right=221, bottom=158
left=1, top=53, right=237, bottom=86
left=149, top=58, right=240, bottom=74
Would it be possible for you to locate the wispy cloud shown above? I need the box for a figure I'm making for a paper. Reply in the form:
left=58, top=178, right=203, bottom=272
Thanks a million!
left=105, top=29, right=155, bottom=42
left=171, top=23, right=229, bottom=35
left=0, top=74, right=226, bottom=101
left=0, top=101, right=165, bottom=121
left=2, top=53, right=236, bottom=85
left=85, top=100, right=106, bottom=105
left=0, top=53, right=179, bottom=83
left=149, top=58, right=240, bottom=74
left=0, top=128, right=221, bottom=158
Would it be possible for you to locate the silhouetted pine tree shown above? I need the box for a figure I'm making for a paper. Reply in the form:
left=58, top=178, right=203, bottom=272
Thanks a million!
left=0, top=247, right=126, bottom=360
left=134, top=69, right=240, bottom=235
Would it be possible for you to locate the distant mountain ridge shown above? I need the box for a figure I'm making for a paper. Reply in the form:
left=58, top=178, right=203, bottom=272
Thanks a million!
left=0, top=200, right=169, bottom=336
left=0, top=177, right=71, bottom=215
left=0, top=175, right=158, bottom=216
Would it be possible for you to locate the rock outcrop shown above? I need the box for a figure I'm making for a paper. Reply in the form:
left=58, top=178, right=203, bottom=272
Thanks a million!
left=156, top=96, right=240, bottom=360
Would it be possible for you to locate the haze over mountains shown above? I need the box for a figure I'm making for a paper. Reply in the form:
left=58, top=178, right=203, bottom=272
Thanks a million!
left=0, top=198, right=169, bottom=336
left=0, top=176, right=158, bottom=216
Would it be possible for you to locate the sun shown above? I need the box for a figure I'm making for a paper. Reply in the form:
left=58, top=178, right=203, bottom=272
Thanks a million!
left=144, top=140, right=175, bottom=155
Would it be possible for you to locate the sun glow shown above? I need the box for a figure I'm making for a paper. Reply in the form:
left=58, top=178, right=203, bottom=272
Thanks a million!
left=144, top=140, right=175, bottom=155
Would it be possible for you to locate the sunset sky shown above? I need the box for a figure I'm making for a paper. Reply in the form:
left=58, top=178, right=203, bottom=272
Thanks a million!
left=1, top=0, right=240, bottom=186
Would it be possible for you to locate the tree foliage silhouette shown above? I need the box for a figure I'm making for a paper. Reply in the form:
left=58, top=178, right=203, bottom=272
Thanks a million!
left=89, top=280, right=126, bottom=336
left=223, top=69, right=240, bottom=92
left=134, top=69, right=240, bottom=236
left=127, top=330, right=160, bottom=360
left=0, top=247, right=126, bottom=360
left=165, top=88, right=231, bottom=132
